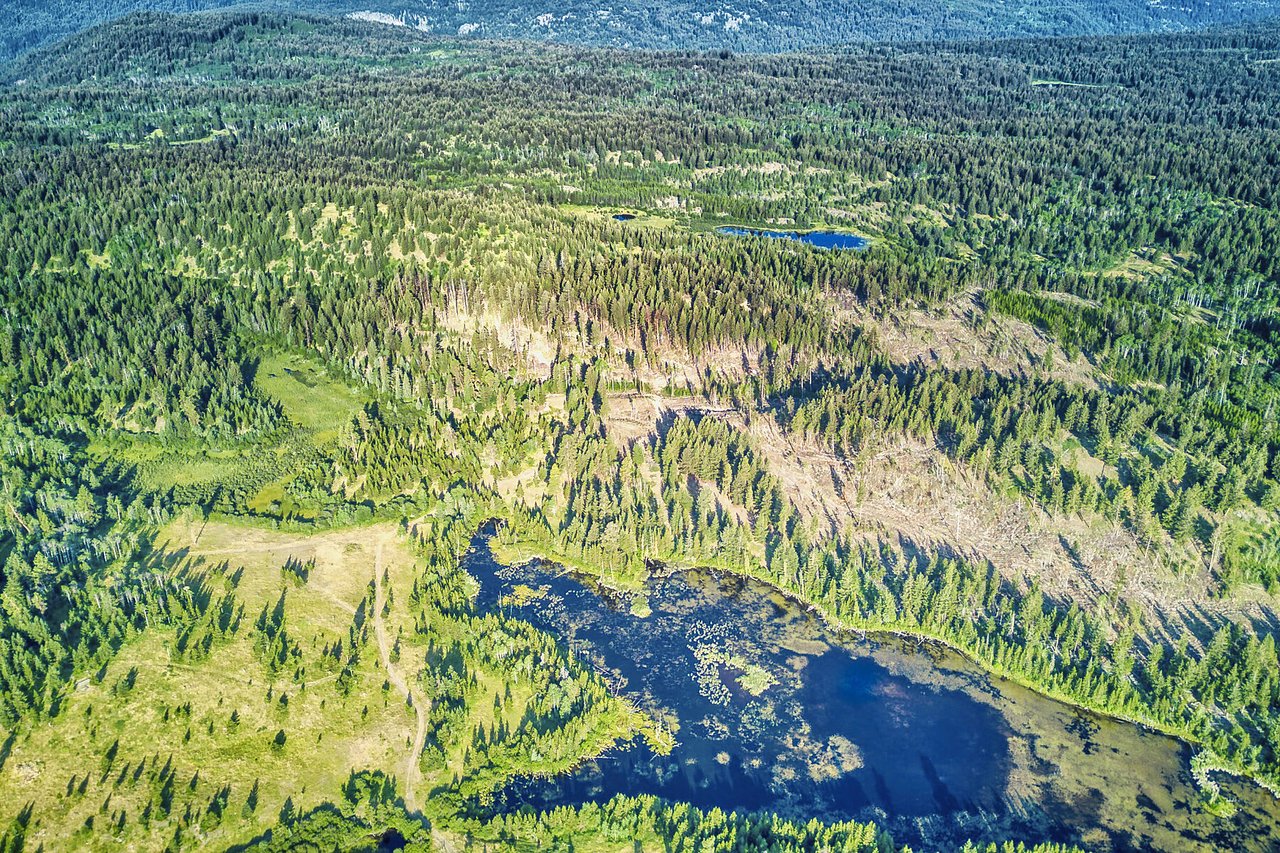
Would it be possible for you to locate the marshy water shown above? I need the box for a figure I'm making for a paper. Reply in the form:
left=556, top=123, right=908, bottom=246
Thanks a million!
left=464, top=532, right=1280, bottom=851
left=716, top=226, right=869, bottom=250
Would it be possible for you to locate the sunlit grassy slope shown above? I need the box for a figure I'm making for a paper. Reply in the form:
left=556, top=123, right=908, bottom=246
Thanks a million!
left=0, top=519, right=419, bottom=850
left=0, top=341, right=656, bottom=848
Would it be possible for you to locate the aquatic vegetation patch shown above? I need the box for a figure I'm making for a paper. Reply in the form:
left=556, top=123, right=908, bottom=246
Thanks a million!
left=778, top=637, right=831, bottom=656
left=501, top=583, right=549, bottom=607
left=691, top=644, right=734, bottom=705
left=693, top=644, right=777, bottom=697
left=733, top=658, right=778, bottom=696
left=1192, top=751, right=1241, bottom=817
left=805, top=735, right=864, bottom=781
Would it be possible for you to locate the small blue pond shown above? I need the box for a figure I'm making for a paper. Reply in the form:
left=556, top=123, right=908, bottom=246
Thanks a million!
left=717, top=226, right=868, bottom=250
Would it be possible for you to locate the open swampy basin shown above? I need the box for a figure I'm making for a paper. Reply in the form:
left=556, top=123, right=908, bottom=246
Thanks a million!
left=463, top=532, right=1280, bottom=852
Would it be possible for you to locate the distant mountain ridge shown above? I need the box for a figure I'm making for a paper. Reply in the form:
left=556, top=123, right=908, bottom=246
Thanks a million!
left=4, top=0, right=1280, bottom=62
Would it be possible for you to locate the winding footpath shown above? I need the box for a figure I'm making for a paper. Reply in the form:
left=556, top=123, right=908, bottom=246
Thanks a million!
left=372, top=539, right=429, bottom=811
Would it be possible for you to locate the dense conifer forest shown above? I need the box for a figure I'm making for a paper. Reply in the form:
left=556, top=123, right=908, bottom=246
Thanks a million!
left=0, top=9, right=1278, bottom=852
left=5, top=0, right=1280, bottom=62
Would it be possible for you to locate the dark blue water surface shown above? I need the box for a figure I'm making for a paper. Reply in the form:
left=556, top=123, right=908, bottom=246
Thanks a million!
left=716, top=226, right=869, bottom=250
left=462, top=532, right=1280, bottom=852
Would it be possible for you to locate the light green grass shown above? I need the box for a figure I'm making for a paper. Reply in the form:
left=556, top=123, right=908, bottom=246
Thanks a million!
left=255, top=351, right=368, bottom=440
left=0, top=519, right=420, bottom=851
left=561, top=204, right=677, bottom=232
left=107, top=127, right=233, bottom=150
left=91, top=351, right=368, bottom=502
left=1030, top=79, right=1118, bottom=89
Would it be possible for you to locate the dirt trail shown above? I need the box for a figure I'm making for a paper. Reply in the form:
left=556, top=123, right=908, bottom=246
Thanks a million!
left=372, top=539, right=428, bottom=811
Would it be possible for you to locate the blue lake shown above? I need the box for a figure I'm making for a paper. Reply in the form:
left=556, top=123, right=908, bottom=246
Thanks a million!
left=717, top=226, right=869, bottom=250
left=463, top=532, right=1280, bottom=852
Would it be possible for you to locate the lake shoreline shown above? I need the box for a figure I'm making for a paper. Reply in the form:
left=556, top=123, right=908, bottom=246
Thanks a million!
left=715, top=224, right=870, bottom=250
left=483, top=526, right=1280, bottom=806
left=468, top=526, right=1280, bottom=850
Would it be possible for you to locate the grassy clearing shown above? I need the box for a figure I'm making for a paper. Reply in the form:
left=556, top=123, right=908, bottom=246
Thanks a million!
left=0, top=510, right=655, bottom=849
left=0, top=519, right=420, bottom=851
left=91, top=350, right=369, bottom=513
left=1103, top=249, right=1180, bottom=280
left=561, top=204, right=677, bottom=232
left=1030, top=79, right=1118, bottom=89
left=254, top=351, right=367, bottom=440
left=107, top=127, right=233, bottom=150
left=117, top=445, right=246, bottom=491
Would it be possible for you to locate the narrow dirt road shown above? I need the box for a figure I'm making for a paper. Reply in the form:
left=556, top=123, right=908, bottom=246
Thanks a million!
left=372, top=539, right=428, bottom=811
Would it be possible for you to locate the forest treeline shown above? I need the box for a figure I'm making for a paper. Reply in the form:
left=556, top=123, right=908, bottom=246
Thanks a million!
left=235, top=768, right=1080, bottom=853
left=6, top=0, right=1279, bottom=64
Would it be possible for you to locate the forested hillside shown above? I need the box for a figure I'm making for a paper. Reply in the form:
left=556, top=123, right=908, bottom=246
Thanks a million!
left=0, top=11, right=1278, bottom=852
left=4, top=0, right=1280, bottom=61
